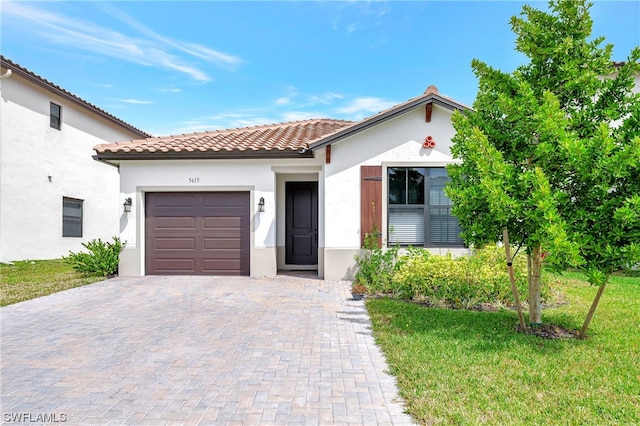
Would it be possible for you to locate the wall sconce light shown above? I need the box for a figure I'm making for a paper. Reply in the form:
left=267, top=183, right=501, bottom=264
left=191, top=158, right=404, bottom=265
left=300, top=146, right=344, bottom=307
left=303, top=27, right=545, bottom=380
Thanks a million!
left=123, top=197, right=132, bottom=213
left=258, top=197, right=265, bottom=213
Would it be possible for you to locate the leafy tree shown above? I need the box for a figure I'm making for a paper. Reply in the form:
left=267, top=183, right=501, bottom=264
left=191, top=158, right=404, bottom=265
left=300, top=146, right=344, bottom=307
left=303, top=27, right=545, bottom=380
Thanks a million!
left=446, top=0, right=640, bottom=335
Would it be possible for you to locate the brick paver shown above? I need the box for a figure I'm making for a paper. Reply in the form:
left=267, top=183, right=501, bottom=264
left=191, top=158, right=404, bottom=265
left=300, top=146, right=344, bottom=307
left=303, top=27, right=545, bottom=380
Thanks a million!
left=1, top=275, right=415, bottom=425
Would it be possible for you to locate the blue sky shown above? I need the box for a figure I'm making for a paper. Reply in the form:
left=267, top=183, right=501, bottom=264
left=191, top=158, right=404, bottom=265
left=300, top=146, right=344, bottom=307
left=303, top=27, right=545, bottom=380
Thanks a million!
left=2, top=1, right=638, bottom=137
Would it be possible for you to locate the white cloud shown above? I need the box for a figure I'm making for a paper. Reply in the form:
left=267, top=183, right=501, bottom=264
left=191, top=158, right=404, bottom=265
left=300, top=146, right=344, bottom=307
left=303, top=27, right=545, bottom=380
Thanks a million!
left=282, top=111, right=323, bottom=122
left=98, top=4, right=243, bottom=71
left=329, top=1, right=392, bottom=33
left=304, top=92, right=344, bottom=106
left=272, top=88, right=343, bottom=109
left=346, top=22, right=363, bottom=33
left=119, top=99, right=154, bottom=105
left=335, top=97, right=397, bottom=115
left=275, top=97, right=292, bottom=106
left=161, top=89, right=354, bottom=134
left=171, top=113, right=278, bottom=134
left=156, top=88, right=182, bottom=93
left=2, top=2, right=242, bottom=82
left=171, top=108, right=323, bottom=135
left=273, top=86, right=299, bottom=106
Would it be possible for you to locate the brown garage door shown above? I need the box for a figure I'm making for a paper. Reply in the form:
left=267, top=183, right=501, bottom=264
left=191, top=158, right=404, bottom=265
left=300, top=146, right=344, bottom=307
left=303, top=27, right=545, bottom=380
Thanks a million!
left=145, top=192, right=250, bottom=275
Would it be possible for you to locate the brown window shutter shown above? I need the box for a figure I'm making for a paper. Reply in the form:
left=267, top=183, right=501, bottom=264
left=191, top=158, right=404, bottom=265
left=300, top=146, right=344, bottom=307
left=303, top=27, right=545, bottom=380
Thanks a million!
left=360, top=165, right=383, bottom=248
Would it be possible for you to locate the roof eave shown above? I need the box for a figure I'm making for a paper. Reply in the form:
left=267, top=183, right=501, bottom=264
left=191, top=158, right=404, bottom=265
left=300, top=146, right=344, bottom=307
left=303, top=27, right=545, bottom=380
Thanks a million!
left=309, top=93, right=468, bottom=150
left=93, top=149, right=315, bottom=161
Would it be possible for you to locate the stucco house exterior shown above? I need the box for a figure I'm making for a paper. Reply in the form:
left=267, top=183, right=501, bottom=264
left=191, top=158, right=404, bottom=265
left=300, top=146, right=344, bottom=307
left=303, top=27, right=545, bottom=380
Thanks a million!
left=94, top=86, right=469, bottom=280
left=0, top=56, right=150, bottom=262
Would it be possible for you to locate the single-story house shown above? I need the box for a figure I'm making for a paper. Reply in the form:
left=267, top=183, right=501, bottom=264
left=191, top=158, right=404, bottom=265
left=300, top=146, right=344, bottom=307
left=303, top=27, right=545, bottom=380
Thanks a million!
left=0, top=56, right=150, bottom=262
left=93, top=86, right=469, bottom=280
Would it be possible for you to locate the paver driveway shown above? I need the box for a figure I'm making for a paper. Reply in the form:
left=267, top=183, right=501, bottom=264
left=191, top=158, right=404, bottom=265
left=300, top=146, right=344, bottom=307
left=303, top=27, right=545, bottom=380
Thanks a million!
left=1, top=275, right=415, bottom=425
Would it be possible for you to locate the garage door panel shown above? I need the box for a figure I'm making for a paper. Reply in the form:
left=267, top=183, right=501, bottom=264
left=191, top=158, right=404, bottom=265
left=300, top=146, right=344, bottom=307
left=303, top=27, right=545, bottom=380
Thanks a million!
left=155, top=237, right=196, bottom=250
left=201, top=228, right=243, bottom=239
left=151, top=259, right=197, bottom=274
left=203, top=249, right=243, bottom=260
left=155, top=194, right=198, bottom=208
left=155, top=217, right=196, bottom=229
left=203, top=259, right=242, bottom=273
left=202, top=193, right=246, bottom=206
left=203, top=216, right=243, bottom=229
left=146, top=192, right=249, bottom=275
left=204, top=238, right=241, bottom=249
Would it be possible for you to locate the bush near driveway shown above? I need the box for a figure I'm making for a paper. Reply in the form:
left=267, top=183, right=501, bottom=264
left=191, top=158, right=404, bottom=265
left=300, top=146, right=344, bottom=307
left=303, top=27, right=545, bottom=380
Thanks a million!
left=64, top=237, right=125, bottom=277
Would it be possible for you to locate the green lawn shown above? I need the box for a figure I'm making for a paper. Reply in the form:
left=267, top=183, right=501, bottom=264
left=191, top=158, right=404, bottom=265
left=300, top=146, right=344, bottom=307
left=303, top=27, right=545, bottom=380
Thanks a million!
left=366, top=272, right=640, bottom=425
left=0, top=259, right=105, bottom=307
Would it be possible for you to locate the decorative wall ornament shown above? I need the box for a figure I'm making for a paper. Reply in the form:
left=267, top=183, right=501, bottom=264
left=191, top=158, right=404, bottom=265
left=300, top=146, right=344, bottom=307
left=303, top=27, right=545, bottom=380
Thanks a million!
left=423, top=135, right=436, bottom=149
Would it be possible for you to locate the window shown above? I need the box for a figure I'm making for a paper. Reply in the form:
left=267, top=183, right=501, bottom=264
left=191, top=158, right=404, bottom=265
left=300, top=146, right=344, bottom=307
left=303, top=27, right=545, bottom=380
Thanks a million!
left=50, top=102, right=61, bottom=130
left=63, top=197, right=83, bottom=237
left=388, top=167, right=464, bottom=247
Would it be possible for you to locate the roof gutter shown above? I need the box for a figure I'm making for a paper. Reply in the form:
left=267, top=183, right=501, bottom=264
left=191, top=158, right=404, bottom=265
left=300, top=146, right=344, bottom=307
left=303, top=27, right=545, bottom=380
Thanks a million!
left=92, top=155, right=121, bottom=168
left=93, top=149, right=315, bottom=162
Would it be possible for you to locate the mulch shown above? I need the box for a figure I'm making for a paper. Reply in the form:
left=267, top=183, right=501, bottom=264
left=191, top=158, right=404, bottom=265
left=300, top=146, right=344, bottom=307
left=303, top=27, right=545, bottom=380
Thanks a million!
left=522, top=323, right=578, bottom=339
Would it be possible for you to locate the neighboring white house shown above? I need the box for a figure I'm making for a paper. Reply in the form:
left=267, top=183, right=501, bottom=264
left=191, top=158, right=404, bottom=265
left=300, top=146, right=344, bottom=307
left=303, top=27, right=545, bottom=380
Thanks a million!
left=613, top=61, right=640, bottom=94
left=94, top=85, right=469, bottom=280
left=0, top=56, right=150, bottom=262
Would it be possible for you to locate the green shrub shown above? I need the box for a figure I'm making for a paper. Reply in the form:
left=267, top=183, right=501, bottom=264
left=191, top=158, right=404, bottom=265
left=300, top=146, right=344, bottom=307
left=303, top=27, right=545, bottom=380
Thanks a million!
left=64, top=237, right=125, bottom=277
left=391, top=245, right=548, bottom=308
left=353, top=232, right=400, bottom=294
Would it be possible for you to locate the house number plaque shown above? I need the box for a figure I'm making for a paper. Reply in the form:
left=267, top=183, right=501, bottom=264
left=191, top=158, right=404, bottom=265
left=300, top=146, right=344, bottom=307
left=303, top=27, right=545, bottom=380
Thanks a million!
left=188, top=177, right=200, bottom=183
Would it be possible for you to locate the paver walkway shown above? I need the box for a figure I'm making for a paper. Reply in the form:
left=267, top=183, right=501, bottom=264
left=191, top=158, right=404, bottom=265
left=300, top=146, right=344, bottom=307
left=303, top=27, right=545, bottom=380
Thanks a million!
left=1, top=275, right=415, bottom=425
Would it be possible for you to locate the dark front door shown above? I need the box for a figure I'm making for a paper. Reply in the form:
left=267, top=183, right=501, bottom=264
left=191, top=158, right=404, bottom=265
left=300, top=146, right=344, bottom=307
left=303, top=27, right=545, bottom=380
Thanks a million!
left=285, top=182, right=318, bottom=265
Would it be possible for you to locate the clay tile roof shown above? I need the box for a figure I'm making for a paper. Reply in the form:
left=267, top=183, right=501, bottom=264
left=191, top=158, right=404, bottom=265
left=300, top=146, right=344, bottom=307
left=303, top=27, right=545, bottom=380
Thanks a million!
left=1, top=56, right=151, bottom=138
left=94, top=118, right=354, bottom=159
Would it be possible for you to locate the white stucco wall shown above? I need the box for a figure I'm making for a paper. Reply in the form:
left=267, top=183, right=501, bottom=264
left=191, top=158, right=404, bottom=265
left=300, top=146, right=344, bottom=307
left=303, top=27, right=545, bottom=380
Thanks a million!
left=0, top=71, right=145, bottom=261
left=117, top=158, right=323, bottom=277
left=113, top=103, right=467, bottom=280
left=322, top=104, right=466, bottom=280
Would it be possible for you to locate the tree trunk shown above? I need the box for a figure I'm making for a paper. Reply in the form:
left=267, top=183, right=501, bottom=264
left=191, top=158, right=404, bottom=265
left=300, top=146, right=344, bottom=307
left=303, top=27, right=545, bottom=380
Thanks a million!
left=502, top=228, right=527, bottom=332
left=529, top=244, right=543, bottom=325
left=578, top=280, right=607, bottom=339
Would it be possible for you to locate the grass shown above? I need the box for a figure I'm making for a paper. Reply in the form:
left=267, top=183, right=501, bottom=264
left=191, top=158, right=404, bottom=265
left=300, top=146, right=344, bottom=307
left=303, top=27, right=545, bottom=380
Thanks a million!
left=366, top=272, right=640, bottom=425
left=0, top=259, right=105, bottom=307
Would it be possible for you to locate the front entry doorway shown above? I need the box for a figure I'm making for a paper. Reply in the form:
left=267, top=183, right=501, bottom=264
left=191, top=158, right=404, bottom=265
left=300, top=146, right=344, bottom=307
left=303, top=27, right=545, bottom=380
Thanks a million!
left=285, top=182, right=318, bottom=266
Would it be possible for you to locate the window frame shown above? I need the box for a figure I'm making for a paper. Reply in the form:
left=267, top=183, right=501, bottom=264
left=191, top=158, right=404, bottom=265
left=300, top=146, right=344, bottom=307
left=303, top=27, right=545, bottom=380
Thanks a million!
left=386, top=166, right=464, bottom=248
left=50, top=102, right=62, bottom=130
left=62, top=197, right=83, bottom=238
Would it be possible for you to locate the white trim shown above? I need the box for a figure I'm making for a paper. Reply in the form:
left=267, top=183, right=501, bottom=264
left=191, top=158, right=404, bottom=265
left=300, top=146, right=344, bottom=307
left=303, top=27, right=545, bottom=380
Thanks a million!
left=271, top=165, right=322, bottom=173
